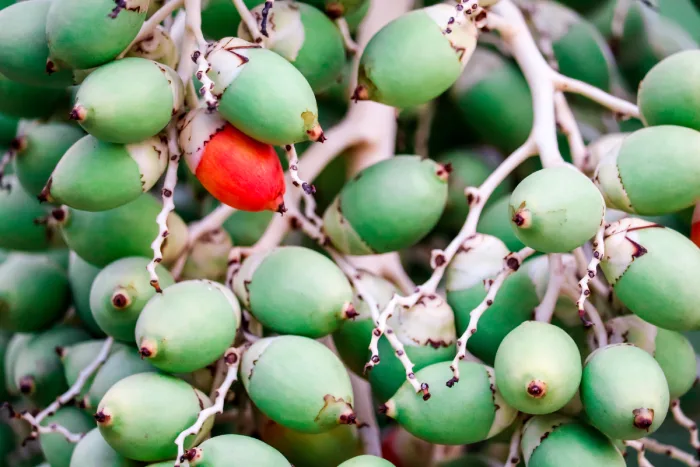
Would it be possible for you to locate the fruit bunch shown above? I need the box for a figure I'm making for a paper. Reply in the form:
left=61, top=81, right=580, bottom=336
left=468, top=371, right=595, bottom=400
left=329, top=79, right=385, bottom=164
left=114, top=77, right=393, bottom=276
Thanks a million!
left=0, top=0, right=699, bottom=466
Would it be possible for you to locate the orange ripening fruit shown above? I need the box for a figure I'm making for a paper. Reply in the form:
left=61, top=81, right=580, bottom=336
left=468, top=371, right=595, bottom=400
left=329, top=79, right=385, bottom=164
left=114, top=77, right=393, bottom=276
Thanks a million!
left=692, top=221, right=700, bottom=248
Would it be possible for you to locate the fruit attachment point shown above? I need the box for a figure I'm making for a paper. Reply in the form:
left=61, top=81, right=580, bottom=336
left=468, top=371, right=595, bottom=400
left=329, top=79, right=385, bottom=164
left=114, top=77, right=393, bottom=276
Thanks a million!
left=526, top=379, right=548, bottom=399
left=633, top=407, right=654, bottom=431
left=69, top=104, right=87, bottom=122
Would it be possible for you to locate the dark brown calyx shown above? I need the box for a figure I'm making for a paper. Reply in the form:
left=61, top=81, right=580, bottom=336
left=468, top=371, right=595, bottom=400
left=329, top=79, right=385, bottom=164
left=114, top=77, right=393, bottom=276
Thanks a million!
left=526, top=380, right=547, bottom=399
left=342, top=302, right=359, bottom=320
left=69, top=105, right=87, bottom=122
left=19, top=376, right=35, bottom=395
left=111, top=289, right=132, bottom=309
left=93, top=409, right=112, bottom=425
left=351, top=85, right=369, bottom=103
left=633, top=408, right=654, bottom=431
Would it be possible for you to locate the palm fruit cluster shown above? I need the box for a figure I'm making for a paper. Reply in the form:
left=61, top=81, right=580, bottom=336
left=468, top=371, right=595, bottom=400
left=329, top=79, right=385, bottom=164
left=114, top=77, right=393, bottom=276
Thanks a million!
left=0, top=0, right=699, bottom=466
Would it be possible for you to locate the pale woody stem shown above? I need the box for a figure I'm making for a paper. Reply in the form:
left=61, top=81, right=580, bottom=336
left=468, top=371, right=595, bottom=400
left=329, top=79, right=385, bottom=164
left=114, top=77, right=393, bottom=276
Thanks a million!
left=505, top=415, right=526, bottom=467
left=533, top=254, right=564, bottom=322
left=233, top=0, right=264, bottom=43
left=671, top=399, right=700, bottom=457
left=576, top=223, right=605, bottom=326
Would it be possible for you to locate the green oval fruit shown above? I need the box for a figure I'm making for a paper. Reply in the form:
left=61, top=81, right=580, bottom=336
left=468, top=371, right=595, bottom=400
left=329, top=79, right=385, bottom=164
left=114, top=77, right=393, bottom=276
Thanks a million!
left=96, top=372, right=214, bottom=462
left=13, top=122, right=84, bottom=197
left=4, top=332, right=31, bottom=396
left=206, top=38, right=322, bottom=145
left=57, top=194, right=188, bottom=267
left=0, top=113, right=18, bottom=145
left=241, top=335, right=355, bottom=434
left=220, top=208, right=273, bottom=246
left=446, top=235, right=540, bottom=365
left=332, top=270, right=398, bottom=377
left=240, top=2, right=345, bottom=93
left=14, top=325, right=90, bottom=406
left=125, top=26, right=179, bottom=69
left=0, top=253, right=71, bottom=331
left=580, top=343, right=669, bottom=439
left=46, top=0, right=148, bottom=70
left=40, top=407, right=95, bottom=467
left=301, top=0, right=365, bottom=17
left=369, top=294, right=456, bottom=401
left=68, top=252, right=104, bottom=336
left=181, top=228, right=232, bottom=282
left=0, top=330, right=12, bottom=401
left=72, top=58, right=183, bottom=144
left=0, top=73, right=69, bottom=119
left=520, top=414, right=625, bottom=467
left=338, top=455, right=395, bottom=467
left=45, top=135, right=168, bottom=211
left=90, top=256, right=175, bottom=342
left=509, top=166, right=605, bottom=253
left=476, top=194, right=527, bottom=252
left=86, top=346, right=157, bottom=409
left=201, top=0, right=262, bottom=40
left=323, top=156, right=448, bottom=255
left=495, top=321, right=582, bottom=415
left=136, top=280, right=241, bottom=373
left=639, top=50, right=700, bottom=131
left=0, top=176, right=57, bottom=251
left=70, top=428, right=140, bottom=467
left=600, top=218, right=700, bottom=331
left=234, top=246, right=353, bottom=338
left=355, top=4, right=477, bottom=108
left=0, top=0, right=74, bottom=87
left=186, top=434, right=291, bottom=466
left=61, top=340, right=126, bottom=398
left=594, top=126, right=700, bottom=215
left=383, top=361, right=517, bottom=445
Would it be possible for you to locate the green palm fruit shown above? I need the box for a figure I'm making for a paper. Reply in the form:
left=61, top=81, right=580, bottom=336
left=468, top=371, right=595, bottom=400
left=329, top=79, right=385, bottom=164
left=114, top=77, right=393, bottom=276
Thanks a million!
left=0, top=421, right=15, bottom=466
left=494, top=321, right=582, bottom=415
left=607, top=315, right=697, bottom=400
left=46, top=0, right=148, bottom=70
left=239, top=2, right=345, bottom=93
left=383, top=361, right=517, bottom=445
left=0, top=113, right=18, bottom=145
left=205, top=38, right=323, bottom=145
left=436, top=149, right=510, bottom=233
left=86, top=347, right=157, bottom=409
left=135, top=280, right=241, bottom=373
left=40, top=407, right=95, bottom=467
left=323, top=156, right=448, bottom=255
left=450, top=47, right=533, bottom=154
left=0, top=253, right=70, bottom=332
left=580, top=343, right=669, bottom=439
left=184, top=434, right=291, bottom=466
left=90, top=256, right=175, bottom=342
left=56, top=194, right=188, bottom=267
left=0, top=73, right=69, bottom=119
left=332, top=270, right=398, bottom=377
left=369, top=295, right=456, bottom=401
left=241, top=335, right=356, bottom=434
left=338, top=456, right=395, bottom=467
left=181, top=228, right=232, bottom=282
left=233, top=246, right=353, bottom=338
left=594, top=126, right=700, bottom=215
left=476, top=194, right=527, bottom=252
left=584, top=132, right=628, bottom=174
left=520, top=415, right=625, bottom=467
left=600, top=218, right=700, bottom=331
left=211, top=203, right=274, bottom=246
left=61, top=340, right=126, bottom=397
left=524, top=254, right=581, bottom=328
left=71, top=58, right=183, bottom=144
left=354, top=3, right=478, bottom=108
left=43, top=135, right=169, bottom=211
left=446, top=235, right=540, bottom=365
left=638, top=50, right=700, bottom=131
left=125, top=26, right=179, bottom=69
left=201, top=0, right=262, bottom=40
left=4, top=333, right=31, bottom=396
left=14, top=325, right=90, bottom=406
left=0, top=176, right=57, bottom=251
left=0, top=331, right=12, bottom=401
left=68, top=252, right=104, bottom=336
left=70, top=428, right=140, bottom=467
left=95, top=372, right=214, bottom=462
left=0, top=0, right=74, bottom=87
left=12, top=122, right=84, bottom=197
left=301, top=0, right=365, bottom=17
left=509, top=166, right=605, bottom=253
left=259, top=413, right=361, bottom=467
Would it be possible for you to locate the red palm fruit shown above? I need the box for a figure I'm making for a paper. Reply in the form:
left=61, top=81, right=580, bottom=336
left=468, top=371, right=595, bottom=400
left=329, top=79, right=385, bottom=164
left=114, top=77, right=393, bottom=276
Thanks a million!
left=692, top=203, right=700, bottom=248
left=179, top=108, right=286, bottom=213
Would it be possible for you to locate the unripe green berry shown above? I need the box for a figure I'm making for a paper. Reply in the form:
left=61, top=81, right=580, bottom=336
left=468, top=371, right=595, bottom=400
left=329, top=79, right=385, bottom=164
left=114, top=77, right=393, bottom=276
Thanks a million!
left=40, top=407, right=95, bottom=467
left=69, top=428, right=140, bottom=467
left=338, top=455, right=395, bottom=467
left=186, top=434, right=291, bottom=466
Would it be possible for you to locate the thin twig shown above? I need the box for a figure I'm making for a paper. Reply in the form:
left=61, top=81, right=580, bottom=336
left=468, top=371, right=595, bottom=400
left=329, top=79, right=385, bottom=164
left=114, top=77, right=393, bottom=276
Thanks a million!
left=533, top=254, right=565, bottom=322
left=626, top=440, right=654, bottom=467
left=0, top=148, right=15, bottom=191
left=554, top=92, right=588, bottom=170
left=335, top=17, right=358, bottom=54
left=505, top=414, right=526, bottom=467
left=575, top=223, right=605, bottom=326
left=554, top=73, right=640, bottom=118
left=120, top=0, right=185, bottom=58
left=284, top=144, right=316, bottom=197
left=233, top=0, right=264, bottom=43
left=562, top=282, right=607, bottom=348
left=636, top=438, right=700, bottom=467
left=671, top=399, right=700, bottom=457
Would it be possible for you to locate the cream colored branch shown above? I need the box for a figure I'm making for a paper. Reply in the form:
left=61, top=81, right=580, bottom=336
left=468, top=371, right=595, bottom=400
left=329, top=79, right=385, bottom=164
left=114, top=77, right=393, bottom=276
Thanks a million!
left=635, top=437, right=700, bottom=467
left=120, top=0, right=185, bottom=58
left=505, top=415, right=526, bottom=467
left=554, top=92, right=588, bottom=170
left=553, top=73, right=640, bottom=118
left=562, top=282, right=607, bottom=348
left=671, top=399, right=700, bottom=457
left=335, top=18, right=359, bottom=55
left=625, top=440, right=654, bottom=467
left=533, top=254, right=565, bottom=322
left=575, top=223, right=605, bottom=326
left=233, top=0, right=264, bottom=43
left=0, top=148, right=15, bottom=190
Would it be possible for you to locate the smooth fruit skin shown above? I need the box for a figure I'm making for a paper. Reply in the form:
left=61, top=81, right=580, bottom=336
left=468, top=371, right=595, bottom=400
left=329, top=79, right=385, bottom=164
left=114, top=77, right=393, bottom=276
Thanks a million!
left=187, top=434, right=291, bottom=466
left=68, top=252, right=105, bottom=336
left=355, top=4, right=477, bottom=108
left=4, top=332, right=32, bottom=397
left=520, top=415, right=625, bottom=467
left=46, top=0, right=148, bottom=70
left=241, top=336, right=355, bottom=434
left=494, top=321, right=582, bottom=415
left=0, top=176, right=56, bottom=251
left=201, top=0, right=262, bottom=39
left=236, top=246, right=353, bottom=338
left=594, top=126, right=700, bottom=215
left=62, top=340, right=125, bottom=399
left=86, top=347, right=157, bottom=409
left=70, top=428, right=140, bottom=467
left=580, top=343, right=669, bottom=440
left=477, top=194, right=527, bottom=252
left=58, top=194, right=188, bottom=268
left=639, top=50, right=700, bottom=131
left=509, top=166, right=605, bottom=253
left=383, top=361, right=517, bottom=445
left=180, top=228, right=232, bottom=282
left=90, top=256, right=175, bottom=342
left=206, top=38, right=322, bottom=145
left=323, top=156, right=448, bottom=255
left=72, top=58, right=183, bottom=144
left=0, top=0, right=74, bottom=87
left=47, top=135, right=168, bottom=211
left=0, top=113, right=18, bottom=145
left=13, top=122, right=85, bottom=197
left=0, top=331, right=11, bottom=401
left=338, top=456, right=395, bottom=467
left=135, top=280, right=241, bottom=373
left=96, top=372, right=214, bottom=462
left=0, top=73, right=69, bottom=119
left=40, top=407, right=95, bottom=467
left=600, top=218, right=700, bottom=331
left=0, top=253, right=71, bottom=332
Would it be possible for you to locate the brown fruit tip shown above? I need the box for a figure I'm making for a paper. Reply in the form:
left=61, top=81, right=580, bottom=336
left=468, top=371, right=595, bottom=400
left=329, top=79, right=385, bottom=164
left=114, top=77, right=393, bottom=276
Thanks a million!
left=138, top=338, right=158, bottom=359
left=18, top=376, right=34, bottom=395
left=436, top=162, right=452, bottom=181
left=351, top=85, right=369, bottom=103
left=306, top=124, right=325, bottom=142
left=111, top=289, right=132, bottom=309
left=342, top=302, right=359, bottom=320
left=45, top=59, right=58, bottom=75
left=10, top=136, right=27, bottom=152
left=378, top=399, right=397, bottom=418
left=69, top=104, right=87, bottom=122
left=339, top=410, right=357, bottom=425
left=526, top=380, right=547, bottom=399
left=512, top=208, right=532, bottom=229
left=54, top=346, right=66, bottom=358
left=182, top=447, right=202, bottom=462
left=633, top=408, right=654, bottom=431
left=37, top=178, right=53, bottom=204
left=94, top=408, right=112, bottom=425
